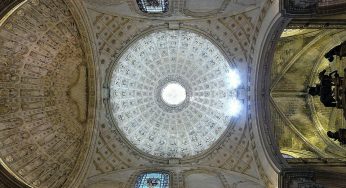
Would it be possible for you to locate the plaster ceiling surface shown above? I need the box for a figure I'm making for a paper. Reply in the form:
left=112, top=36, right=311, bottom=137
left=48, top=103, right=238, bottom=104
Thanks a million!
left=271, top=29, right=346, bottom=158
left=109, top=30, right=241, bottom=158
left=0, top=0, right=94, bottom=187
left=83, top=0, right=263, bottom=20
left=0, top=0, right=281, bottom=186
left=84, top=167, right=265, bottom=188
left=84, top=0, right=279, bottom=185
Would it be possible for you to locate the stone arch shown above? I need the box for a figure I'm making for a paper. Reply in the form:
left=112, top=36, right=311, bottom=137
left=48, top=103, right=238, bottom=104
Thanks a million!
left=251, top=0, right=290, bottom=186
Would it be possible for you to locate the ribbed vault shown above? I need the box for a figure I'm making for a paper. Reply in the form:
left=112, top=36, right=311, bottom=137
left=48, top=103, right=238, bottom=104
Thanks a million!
left=271, top=29, right=346, bottom=158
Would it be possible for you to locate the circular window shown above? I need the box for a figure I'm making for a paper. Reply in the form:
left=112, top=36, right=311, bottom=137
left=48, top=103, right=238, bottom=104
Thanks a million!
left=109, top=30, right=241, bottom=158
left=161, top=82, right=187, bottom=105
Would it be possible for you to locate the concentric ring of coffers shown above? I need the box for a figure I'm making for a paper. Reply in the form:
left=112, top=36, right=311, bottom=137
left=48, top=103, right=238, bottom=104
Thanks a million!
left=109, top=29, right=242, bottom=158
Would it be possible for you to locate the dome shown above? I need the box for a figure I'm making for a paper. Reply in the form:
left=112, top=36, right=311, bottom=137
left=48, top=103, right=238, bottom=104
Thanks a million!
left=0, top=0, right=95, bottom=187
left=109, top=30, right=241, bottom=158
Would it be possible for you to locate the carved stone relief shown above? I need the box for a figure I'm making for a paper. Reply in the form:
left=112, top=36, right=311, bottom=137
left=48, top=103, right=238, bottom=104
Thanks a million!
left=81, top=2, right=290, bottom=188
left=271, top=29, right=346, bottom=158
left=0, top=0, right=94, bottom=187
left=0, top=0, right=23, bottom=18
left=84, top=167, right=264, bottom=188
left=280, top=0, right=346, bottom=17
left=84, top=4, right=268, bottom=183
left=279, top=168, right=323, bottom=188
left=83, top=0, right=264, bottom=19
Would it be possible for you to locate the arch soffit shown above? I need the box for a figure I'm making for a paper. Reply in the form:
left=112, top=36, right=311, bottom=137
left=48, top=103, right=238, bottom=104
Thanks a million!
left=251, top=0, right=290, bottom=186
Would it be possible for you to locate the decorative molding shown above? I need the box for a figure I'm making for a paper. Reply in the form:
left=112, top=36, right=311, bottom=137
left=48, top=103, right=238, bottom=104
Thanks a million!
left=85, top=2, right=274, bottom=184
left=280, top=0, right=346, bottom=17
left=0, top=0, right=24, bottom=20
left=287, top=157, right=346, bottom=165
left=127, top=0, right=173, bottom=17
left=288, top=21, right=346, bottom=29
left=250, top=1, right=290, bottom=187
left=0, top=162, right=28, bottom=188
left=270, top=30, right=333, bottom=91
left=306, top=31, right=346, bottom=158
left=270, top=29, right=346, bottom=159
left=101, top=24, right=243, bottom=163
left=181, top=169, right=229, bottom=188
left=0, top=0, right=96, bottom=187
left=182, top=0, right=230, bottom=18
left=60, top=0, right=98, bottom=187
left=279, top=168, right=323, bottom=188
left=269, top=96, right=329, bottom=157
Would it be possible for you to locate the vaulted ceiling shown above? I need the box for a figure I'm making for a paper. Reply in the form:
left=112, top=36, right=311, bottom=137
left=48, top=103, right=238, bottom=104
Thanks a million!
left=0, top=0, right=286, bottom=187
left=271, top=29, right=346, bottom=158
left=0, top=0, right=96, bottom=187
left=85, top=1, right=268, bottom=186
left=84, top=0, right=260, bottom=20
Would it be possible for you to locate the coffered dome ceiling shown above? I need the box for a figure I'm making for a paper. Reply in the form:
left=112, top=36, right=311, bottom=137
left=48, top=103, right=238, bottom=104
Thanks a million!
left=0, top=0, right=95, bottom=187
left=86, top=0, right=279, bottom=185
left=0, top=0, right=282, bottom=187
left=108, top=30, right=241, bottom=158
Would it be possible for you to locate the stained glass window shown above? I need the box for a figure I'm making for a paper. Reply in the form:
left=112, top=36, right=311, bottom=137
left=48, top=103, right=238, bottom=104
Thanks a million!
left=135, top=172, right=169, bottom=188
left=136, top=0, right=169, bottom=13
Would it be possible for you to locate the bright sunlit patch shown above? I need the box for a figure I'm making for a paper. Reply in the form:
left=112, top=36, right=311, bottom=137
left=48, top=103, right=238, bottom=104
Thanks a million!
left=161, top=83, right=187, bottom=105
left=226, top=69, right=242, bottom=116
left=228, top=69, right=241, bottom=89
left=228, top=98, right=242, bottom=117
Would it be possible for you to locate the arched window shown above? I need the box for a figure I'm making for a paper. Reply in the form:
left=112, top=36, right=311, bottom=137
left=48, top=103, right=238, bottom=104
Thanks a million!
left=136, top=0, right=169, bottom=13
left=135, top=171, right=170, bottom=188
